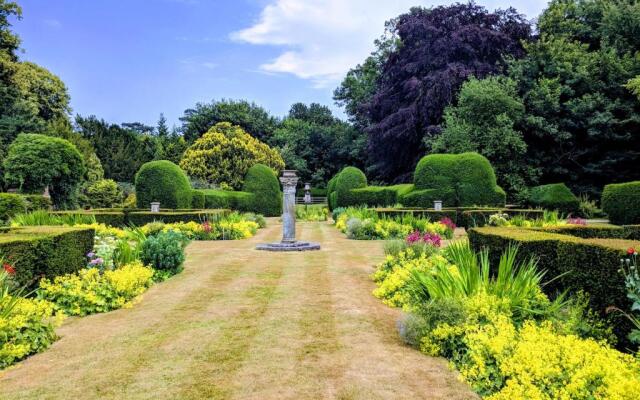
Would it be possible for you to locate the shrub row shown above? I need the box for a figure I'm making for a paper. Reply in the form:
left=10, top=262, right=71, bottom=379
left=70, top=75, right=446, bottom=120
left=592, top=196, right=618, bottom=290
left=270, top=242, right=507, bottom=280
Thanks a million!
left=0, top=193, right=52, bottom=222
left=373, top=208, right=546, bottom=229
left=0, top=226, right=94, bottom=287
left=467, top=226, right=640, bottom=345
left=52, top=209, right=229, bottom=227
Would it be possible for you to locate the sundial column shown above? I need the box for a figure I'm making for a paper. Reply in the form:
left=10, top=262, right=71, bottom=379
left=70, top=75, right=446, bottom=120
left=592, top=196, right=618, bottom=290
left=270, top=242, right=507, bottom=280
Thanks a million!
left=280, top=170, right=298, bottom=243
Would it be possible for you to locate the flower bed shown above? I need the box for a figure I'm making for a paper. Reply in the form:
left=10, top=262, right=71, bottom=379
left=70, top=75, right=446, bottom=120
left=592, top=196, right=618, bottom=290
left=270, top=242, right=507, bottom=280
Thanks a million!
left=372, top=237, right=640, bottom=398
left=334, top=207, right=453, bottom=240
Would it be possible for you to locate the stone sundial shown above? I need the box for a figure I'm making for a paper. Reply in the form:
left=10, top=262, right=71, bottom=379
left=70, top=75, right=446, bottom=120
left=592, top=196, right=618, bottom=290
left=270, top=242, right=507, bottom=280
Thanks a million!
left=256, top=170, right=321, bottom=252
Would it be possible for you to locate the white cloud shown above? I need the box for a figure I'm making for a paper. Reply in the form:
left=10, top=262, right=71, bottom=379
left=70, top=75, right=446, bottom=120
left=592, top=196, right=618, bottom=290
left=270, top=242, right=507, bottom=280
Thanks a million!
left=231, top=0, right=547, bottom=88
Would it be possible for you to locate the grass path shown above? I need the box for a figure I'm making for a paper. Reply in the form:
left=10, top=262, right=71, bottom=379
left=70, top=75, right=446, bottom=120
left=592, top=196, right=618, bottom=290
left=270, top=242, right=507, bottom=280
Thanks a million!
left=0, top=221, right=475, bottom=400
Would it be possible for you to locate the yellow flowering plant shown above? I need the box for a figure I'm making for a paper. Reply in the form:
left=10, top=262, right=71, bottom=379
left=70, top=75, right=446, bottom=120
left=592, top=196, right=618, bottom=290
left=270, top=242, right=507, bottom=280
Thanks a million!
left=0, top=296, right=64, bottom=369
left=38, top=262, right=154, bottom=316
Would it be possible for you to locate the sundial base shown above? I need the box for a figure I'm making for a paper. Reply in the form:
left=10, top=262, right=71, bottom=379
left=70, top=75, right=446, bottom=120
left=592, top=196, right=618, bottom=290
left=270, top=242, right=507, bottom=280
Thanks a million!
left=256, top=241, right=321, bottom=252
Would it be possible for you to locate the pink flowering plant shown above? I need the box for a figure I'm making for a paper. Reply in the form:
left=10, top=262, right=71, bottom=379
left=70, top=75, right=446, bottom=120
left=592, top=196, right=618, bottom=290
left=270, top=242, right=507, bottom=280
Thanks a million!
left=406, top=231, right=442, bottom=247
left=566, top=216, right=587, bottom=225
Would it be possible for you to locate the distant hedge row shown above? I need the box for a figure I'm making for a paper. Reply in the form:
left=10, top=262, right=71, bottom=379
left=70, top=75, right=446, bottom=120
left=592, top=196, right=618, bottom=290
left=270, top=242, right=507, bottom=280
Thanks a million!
left=602, top=181, right=640, bottom=225
left=0, top=226, right=94, bottom=287
left=328, top=152, right=506, bottom=210
left=134, top=161, right=282, bottom=217
left=468, top=226, right=640, bottom=346
left=52, top=209, right=229, bottom=227
left=0, top=193, right=52, bottom=222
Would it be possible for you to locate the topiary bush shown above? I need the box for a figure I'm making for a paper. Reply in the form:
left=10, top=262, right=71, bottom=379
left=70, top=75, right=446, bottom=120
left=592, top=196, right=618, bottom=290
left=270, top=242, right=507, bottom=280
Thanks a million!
left=602, top=181, right=640, bottom=225
left=334, top=166, right=367, bottom=207
left=179, top=122, right=284, bottom=190
left=135, top=160, right=192, bottom=209
left=410, top=152, right=505, bottom=208
left=84, top=179, right=123, bottom=208
left=242, top=164, right=282, bottom=217
left=191, top=190, right=205, bottom=209
left=529, top=183, right=580, bottom=215
left=327, top=175, right=338, bottom=210
left=0, top=193, right=26, bottom=222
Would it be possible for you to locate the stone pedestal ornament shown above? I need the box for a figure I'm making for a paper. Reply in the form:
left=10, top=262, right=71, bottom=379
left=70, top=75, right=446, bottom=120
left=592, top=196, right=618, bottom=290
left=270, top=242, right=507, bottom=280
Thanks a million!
left=256, top=170, right=320, bottom=252
left=150, top=202, right=160, bottom=213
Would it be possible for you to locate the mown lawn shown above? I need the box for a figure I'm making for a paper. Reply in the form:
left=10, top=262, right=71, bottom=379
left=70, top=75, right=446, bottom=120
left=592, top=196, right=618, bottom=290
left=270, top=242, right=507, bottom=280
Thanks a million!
left=0, top=220, right=474, bottom=400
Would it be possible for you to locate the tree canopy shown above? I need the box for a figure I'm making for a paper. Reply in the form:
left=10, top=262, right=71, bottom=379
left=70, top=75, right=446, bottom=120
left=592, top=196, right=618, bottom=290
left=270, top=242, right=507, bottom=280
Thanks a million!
left=361, top=3, right=532, bottom=182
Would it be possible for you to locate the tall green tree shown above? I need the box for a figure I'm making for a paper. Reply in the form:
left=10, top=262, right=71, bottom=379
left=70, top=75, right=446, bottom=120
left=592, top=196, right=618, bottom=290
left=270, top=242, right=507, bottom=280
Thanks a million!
left=270, top=103, right=365, bottom=186
left=510, top=0, right=640, bottom=195
left=156, top=113, right=169, bottom=137
left=76, top=115, right=161, bottom=183
left=430, top=77, right=536, bottom=200
left=179, top=99, right=279, bottom=142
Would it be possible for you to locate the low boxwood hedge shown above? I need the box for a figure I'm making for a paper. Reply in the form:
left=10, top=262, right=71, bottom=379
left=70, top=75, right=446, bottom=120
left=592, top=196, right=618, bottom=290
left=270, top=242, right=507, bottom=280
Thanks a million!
left=374, top=208, right=459, bottom=222
left=200, top=189, right=254, bottom=210
left=528, top=183, right=579, bottom=215
left=468, top=226, right=639, bottom=346
left=191, top=190, right=205, bottom=209
left=0, top=226, right=94, bottom=287
left=399, top=188, right=456, bottom=208
left=457, top=209, right=547, bottom=229
left=125, top=210, right=228, bottom=226
left=52, top=210, right=128, bottom=227
left=602, top=181, right=640, bottom=225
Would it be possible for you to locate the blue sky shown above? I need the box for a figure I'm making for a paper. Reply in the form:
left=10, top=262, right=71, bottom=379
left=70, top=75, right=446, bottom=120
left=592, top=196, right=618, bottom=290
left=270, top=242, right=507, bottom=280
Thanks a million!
left=13, top=0, right=549, bottom=129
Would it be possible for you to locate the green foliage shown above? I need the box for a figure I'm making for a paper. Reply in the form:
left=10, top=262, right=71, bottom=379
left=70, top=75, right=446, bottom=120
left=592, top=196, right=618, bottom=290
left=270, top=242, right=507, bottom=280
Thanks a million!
left=191, top=190, right=205, bottom=209
left=126, top=210, right=227, bottom=226
left=135, top=160, right=192, bottom=209
left=529, top=183, right=579, bottom=214
left=13, top=61, right=70, bottom=122
left=327, top=176, right=338, bottom=210
left=140, top=230, right=188, bottom=277
left=431, top=77, right=535, bottom=199
left=84, top=179, right=122, bottom=208
left=179, top=122, right=284, bottom=190
left=38, top=262, right=154, bottom=316
left=411, top=153, right=505, bottom=207
left=467, top=226, right=640, bottom=346
left=180, top=99, right=279, bottom=142
left=334, top=166, right=367, bottom=207
left=241, top=164, right=281, bottom=217
left=270, top=104, right=366, bottom=186
left=509, top=0, right=640, bottom=196
left=3, top=133, right=84, bottom=209
left=75, top=116, right=162, bottom=183
left=347, top=184, right=414, bottom=208
left=199, top=189, right=253, bottom=211
left=602, top=181, right=640, bottom=225
left=0, top=226, right=94, bottom=287
left=21, top=194, right=51, bottom=212
left=0, top=192, right=25, bottom=222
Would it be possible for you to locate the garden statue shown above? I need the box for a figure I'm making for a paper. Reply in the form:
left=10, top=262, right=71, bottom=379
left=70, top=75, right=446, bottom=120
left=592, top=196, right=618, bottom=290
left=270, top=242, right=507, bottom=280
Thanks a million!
left=256, top=170, right=320, bottom=252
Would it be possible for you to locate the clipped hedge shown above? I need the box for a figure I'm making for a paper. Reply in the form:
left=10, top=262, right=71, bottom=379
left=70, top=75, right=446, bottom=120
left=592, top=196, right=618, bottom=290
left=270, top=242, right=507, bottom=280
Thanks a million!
left=602, top=181, right=640, bottom=225
left=242, top=164, right=282, bottom=217
left=125, top=210, right=228, bottom=226
left=191, top=190, right=205, bottom=209
left=375, top=208, right=459, bottom=222
left=327, top=176, right=338, bottom=210
left=411, top=152, right=505, bottom=207
left=468, top=227, right=639, bottom=346
left=0, top=226, right=94, bottom=287
left=52, top=210, right=127, bottom=227
left=334, top=167, right=367, bottom=207
left=22, top=195, right=51, bottom=212
left=457, top=209, right=546, bottom=229
left=528, top=183, right=579, bottom=215
left=135, top=160, right=192, bottom=209
left=399, top=188, right=456, bottom=208
left=0, top=193, right=26, bottom=222
left=200, top=189, right=254, bottom=211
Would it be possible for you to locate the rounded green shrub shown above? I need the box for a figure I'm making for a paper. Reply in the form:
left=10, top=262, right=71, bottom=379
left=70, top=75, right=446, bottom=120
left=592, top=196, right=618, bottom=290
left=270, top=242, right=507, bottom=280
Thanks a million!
left=335, top=167, right=367, bottom=207
left=242, top=164, right=282, bottom=216
left=0, top=193, right=26, bottom=221
left=191, top=190, right=205, bottom=209
left=410, top=152, right=504, bottom=207
left=602, top=181, right=640, bottom=225
left=529, top=183, right=579, bottom=215
left=85, top=179, right=123, bottom=208
left=135, top=160, right=192, bottom=209
left=140, top=230, right=188, bottom=277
